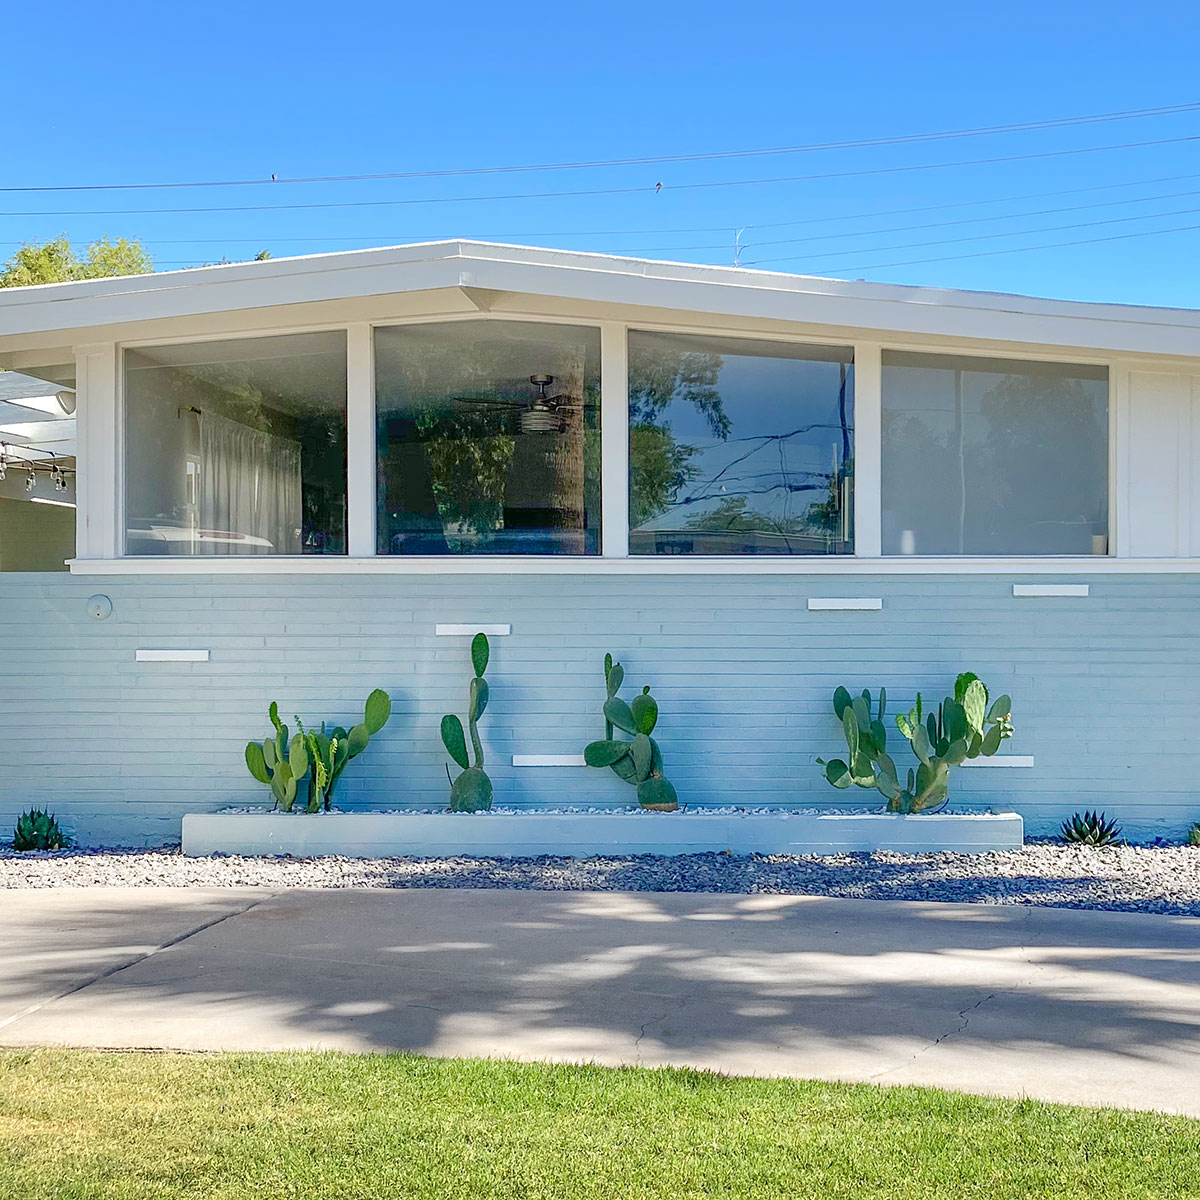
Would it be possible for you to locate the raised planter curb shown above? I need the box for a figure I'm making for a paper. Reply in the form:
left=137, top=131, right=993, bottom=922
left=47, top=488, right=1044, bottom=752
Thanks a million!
left=181, top=809, right=1024, bottom=858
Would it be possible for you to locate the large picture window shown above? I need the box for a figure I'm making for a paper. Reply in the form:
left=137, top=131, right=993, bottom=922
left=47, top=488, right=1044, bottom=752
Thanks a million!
left=124, top=333, right=347, bottom=556
left=0, top=367, right=76, bottom=571
left=881, top=352, right=1108, bottom=556
left=628, top=332, right=854, bottom=555
left=375, top=320, right=601, bottom=555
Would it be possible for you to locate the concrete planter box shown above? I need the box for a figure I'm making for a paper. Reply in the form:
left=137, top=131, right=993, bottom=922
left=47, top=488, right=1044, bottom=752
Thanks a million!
left=182, top=808, right=1023, bottom=858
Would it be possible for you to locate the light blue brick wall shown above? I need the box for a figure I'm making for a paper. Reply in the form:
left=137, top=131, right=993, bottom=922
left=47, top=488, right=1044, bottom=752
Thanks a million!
left=1, top=571, right=1197, bottom=846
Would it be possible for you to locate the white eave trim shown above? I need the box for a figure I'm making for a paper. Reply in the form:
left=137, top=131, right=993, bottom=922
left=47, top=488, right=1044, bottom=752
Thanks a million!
left=66, top=555, right=1200, bottom=575
left=3, top=240, right=1200, bottom=359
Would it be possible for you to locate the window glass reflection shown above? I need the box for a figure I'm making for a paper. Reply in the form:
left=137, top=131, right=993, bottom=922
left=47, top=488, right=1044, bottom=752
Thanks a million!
left=628, top=331, right=854, bottom=555
left=375, top=320, right=601, bottom=555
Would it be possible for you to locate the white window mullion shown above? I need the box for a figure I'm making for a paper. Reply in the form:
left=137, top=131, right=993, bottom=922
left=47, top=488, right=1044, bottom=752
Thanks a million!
left=600, top=321, right=629, bottom=558
left=345, top=324, right=376, bottom=557
left=853, top=341, right=883, bottom=558
left=74, top=342, right=119, bottom=559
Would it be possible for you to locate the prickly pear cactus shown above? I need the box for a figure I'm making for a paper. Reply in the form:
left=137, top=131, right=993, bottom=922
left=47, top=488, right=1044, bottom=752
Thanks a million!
left=245, top=701, right=306, bottom=812
left=818, top=674, right=1013, bottom=814
left=246, top=690, right=391, bottom=813
left=584, top=653, right=679, bottom=811
left=442, top=633, right=494, bottom=812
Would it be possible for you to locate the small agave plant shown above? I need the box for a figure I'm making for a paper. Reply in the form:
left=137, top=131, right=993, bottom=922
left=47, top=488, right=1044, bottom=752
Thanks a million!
left=12, top=809, right=70, bottom=851
left=1060, top=811, right=1122, bottom=846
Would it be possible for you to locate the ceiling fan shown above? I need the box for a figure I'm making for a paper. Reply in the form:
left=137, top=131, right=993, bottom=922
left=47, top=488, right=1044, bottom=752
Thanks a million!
left=449, top=374, right=581, bottom=434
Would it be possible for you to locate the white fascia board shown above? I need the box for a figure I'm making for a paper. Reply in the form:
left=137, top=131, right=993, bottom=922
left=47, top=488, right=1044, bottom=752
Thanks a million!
left=0, top=252, right=471, bottom=340
left=3, top=240, right=1200, bottom=360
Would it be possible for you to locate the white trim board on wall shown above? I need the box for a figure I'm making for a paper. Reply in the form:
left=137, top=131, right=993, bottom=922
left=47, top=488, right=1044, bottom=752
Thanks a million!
left=807, top=598, right=883, bottom=611
left=435, top=623, right=511, bottom=636
left=134, top=649, right=210, bottom=662
left=1012, top=584, right=1090, bottom=597
left=960, top=756, right=1035, bottom=768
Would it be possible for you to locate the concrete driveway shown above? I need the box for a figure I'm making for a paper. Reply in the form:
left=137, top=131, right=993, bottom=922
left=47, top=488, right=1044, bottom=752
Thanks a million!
left=1, top=887, right=1198, bottom=1116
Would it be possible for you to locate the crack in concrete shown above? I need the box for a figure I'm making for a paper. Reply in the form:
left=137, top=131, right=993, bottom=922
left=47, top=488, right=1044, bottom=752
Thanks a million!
left=0, top=892, right=276, bottom=1034
left=634, top=1009, right=675, bottom=1061
left=869, top=912, right=1049, bottom=1082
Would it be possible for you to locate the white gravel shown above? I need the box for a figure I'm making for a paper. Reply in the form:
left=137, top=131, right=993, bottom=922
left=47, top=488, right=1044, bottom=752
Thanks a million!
left=2, top=843, right=1199, bottom=916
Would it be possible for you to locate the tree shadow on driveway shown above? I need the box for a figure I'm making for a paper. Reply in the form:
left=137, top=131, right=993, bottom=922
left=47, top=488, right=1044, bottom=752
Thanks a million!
left=2, top=887, right=1198, bottom=1113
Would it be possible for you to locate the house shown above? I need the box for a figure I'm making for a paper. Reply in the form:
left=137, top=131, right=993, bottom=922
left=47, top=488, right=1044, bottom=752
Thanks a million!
left=0, top=240, right=1197, bottom=846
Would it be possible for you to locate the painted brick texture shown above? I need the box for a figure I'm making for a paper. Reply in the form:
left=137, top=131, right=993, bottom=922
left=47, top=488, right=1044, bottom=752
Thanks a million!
left=1, top=572, right=1196, bottom=845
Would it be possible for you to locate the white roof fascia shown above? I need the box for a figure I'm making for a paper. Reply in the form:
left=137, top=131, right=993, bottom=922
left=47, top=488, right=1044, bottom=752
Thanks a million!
left=0, top=240, right=1198, bottom=359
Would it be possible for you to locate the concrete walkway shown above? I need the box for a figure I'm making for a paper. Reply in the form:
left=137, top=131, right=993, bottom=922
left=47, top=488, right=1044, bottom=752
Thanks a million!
left=2, top=887, right=1198, bottom=1115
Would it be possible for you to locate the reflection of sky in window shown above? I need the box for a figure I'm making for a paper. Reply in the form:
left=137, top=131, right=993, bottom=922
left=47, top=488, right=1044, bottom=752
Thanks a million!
left=637, top=353, right=852, bottom=531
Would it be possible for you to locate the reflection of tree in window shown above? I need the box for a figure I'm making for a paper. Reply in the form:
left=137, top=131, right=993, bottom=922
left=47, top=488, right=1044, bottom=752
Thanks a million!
left=628, top=332, right=854, bottom=555
left=375, top=322, right=600, bottom=555
left=627, top=345, right=720, bottom=530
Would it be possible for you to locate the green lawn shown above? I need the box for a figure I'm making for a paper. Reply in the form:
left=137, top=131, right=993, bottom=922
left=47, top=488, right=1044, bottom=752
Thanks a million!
left=1, top=1050, right=1198, bottom=1199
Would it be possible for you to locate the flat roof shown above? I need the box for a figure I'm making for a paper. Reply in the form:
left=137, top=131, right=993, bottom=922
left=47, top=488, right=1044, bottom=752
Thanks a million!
left=1, top=240, right=1198, bottom=359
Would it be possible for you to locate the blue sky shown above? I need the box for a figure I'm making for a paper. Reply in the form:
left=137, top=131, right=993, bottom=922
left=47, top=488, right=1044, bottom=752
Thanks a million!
left=6, top=0, right=1200, bottom=305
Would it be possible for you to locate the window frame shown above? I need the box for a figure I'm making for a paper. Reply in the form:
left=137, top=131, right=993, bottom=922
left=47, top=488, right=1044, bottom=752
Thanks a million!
left=876, top=344, right=1114, bottom=559
left=118, top=327, right=352, bottom=560
left=75, top=310, right=1124, bottom=573
left=371, top=315, right=608, bottom=558
left=624, top=325, right=857, bottom=558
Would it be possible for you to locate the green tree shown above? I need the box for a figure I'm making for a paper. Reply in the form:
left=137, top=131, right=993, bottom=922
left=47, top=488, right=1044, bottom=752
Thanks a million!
left=629, top=422, right=699, bottom=530
left=627, top=344, right=726, bottom=530
left=0, top=235, right=154, bottom=287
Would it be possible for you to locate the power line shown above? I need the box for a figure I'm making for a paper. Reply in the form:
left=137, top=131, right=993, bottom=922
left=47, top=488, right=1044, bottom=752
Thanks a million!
left=1, top=134, right=1197, bottom=219
left=743, top=184, right=1200, bottom=250
left=818, top=220, right=1200, bottom=273
left=4, top=102, right=1198, bottom=194
left=145, top=195, right=1200, bottom=266
left=746, top=200, right=1200, bottom=266
left=150, top=212, right=1200, bottom=273
left=10, top=170, right=1200, bottom=249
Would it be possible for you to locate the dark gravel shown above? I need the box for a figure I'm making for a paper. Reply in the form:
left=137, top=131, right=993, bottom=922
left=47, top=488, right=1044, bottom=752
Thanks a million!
left=2, top=843, right=1199, bottom=917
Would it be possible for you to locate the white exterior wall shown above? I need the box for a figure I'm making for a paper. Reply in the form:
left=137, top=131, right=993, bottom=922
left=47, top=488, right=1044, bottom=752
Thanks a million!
left=1122, top=367, right=1200, bottom=558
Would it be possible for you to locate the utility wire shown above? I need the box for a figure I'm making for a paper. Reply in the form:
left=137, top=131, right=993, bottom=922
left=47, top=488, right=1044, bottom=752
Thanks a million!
left=11, top=170, right=1200, bottom=248
left=747, top=200, right=1200, bottom=265
left=146, top=194, right=1200, bottom=265
left=743, top=184, right=1200, bottom=249
left=152, top=217, right=1200, bottom=273
left=1, top=134, right=1197, bottom=219
left=818, top=220, right=1200, bottom=273
left=5, top=101, right=1198, bottom=194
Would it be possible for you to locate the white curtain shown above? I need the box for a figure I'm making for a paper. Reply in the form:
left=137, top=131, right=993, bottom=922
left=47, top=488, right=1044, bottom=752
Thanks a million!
left=198, top=411, right=302, bottom=554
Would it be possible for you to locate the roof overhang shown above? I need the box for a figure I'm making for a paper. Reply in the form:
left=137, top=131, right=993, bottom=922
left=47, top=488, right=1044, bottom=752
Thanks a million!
left=1, top=239, right=1198, bottom=360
